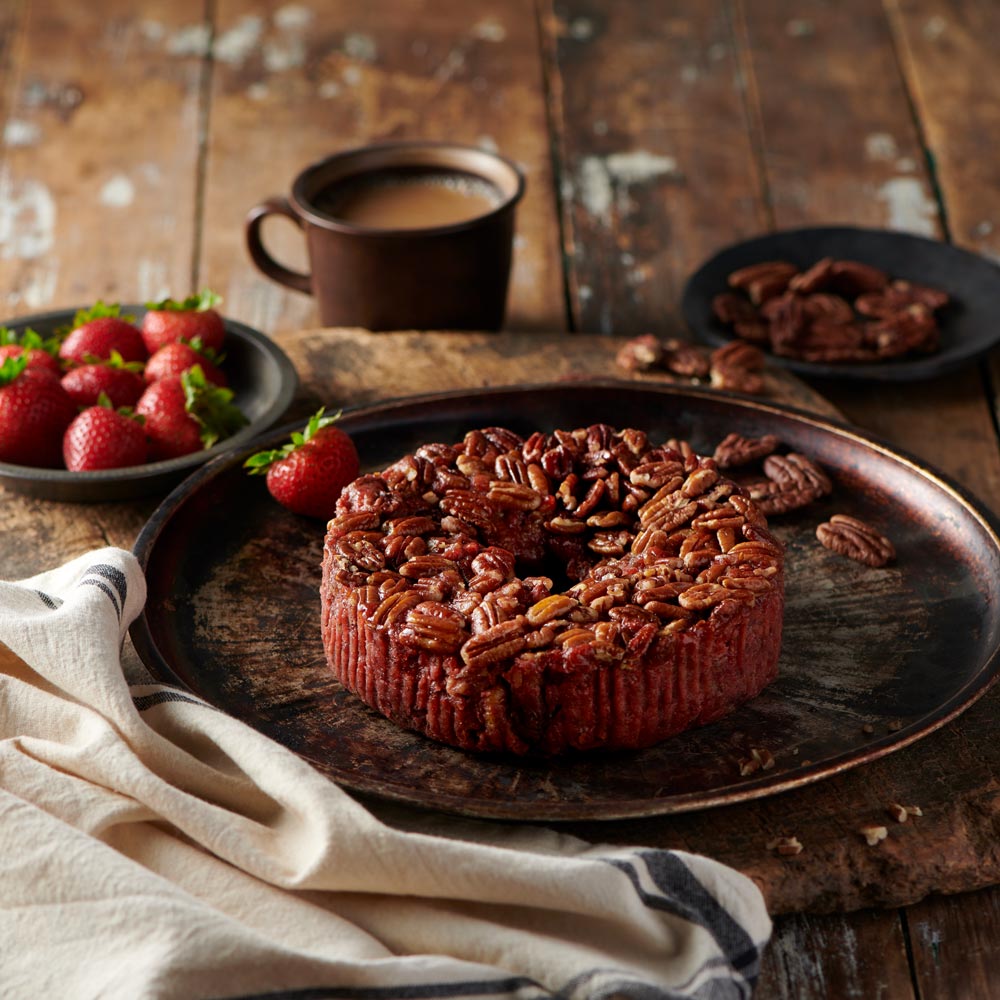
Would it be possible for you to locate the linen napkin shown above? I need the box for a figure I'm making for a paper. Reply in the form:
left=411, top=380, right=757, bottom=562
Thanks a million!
left=0, top=547, right=771, bottom=999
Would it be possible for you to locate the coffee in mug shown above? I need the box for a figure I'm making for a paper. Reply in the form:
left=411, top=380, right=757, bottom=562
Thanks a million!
left=245, top=143, right=524, bottom=331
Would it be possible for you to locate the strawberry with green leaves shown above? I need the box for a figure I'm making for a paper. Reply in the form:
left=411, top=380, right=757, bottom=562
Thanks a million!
left=142, top=290, right=226, bottom=355
left=0, top=327, right=62, bottom=376
left=144, top=338, right=227, bottom=387
left=0, top=355, right=79, bottom=467
left=136, top=365, right=247, bottom=461
left=63, top=395, right=148, bottom=471
left=245, top=409, right=360, bottom=518
left=61, top=350, right=146, bottom=408
left=59, top=301, right=148, bottom=366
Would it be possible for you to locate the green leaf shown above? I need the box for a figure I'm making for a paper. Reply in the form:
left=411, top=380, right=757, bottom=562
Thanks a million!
left=0, top=326, right=61, bottom=355
left=0, top=353, right=30, bottom=386
left=73, top=300, right=123, bottom=326
left=181, top=365, right=248, bottom=449
left=145, top=289, right=222, bottom=313
left=242, top=407, right=343, bottom=474
left=96, top=391, right=114, bottom=410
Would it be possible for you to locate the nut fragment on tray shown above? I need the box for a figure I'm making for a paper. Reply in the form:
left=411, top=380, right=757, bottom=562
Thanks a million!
left=616, top=335, right=767, bottom=395
left=712, top=257, right=950, bottom=363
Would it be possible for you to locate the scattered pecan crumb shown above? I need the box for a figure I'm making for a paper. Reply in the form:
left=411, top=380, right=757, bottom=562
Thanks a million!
left=862, top=723, right=875, bottom=735
left=739, top=757, right=761, bottom=777
left=860, top=825, right=889, bottom=846
left=888, top=803, right=909, bottom=823
left=800, top=759, right=813, bottom=767
left=767, top=835, right=804, bottom=856
left=887, top=720, right=904, bottom=732
left=750, top=747, right=775, bottom=770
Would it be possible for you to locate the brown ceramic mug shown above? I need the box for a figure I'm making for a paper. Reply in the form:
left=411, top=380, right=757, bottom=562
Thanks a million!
left=245, top=142, right=525, bottom=331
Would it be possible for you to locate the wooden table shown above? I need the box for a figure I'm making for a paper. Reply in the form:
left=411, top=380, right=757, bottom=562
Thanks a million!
left=3, top=2, right=1000, bottom=996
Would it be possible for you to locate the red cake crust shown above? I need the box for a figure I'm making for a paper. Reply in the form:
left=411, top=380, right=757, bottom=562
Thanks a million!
left=320, top=424, right=785, bottom=755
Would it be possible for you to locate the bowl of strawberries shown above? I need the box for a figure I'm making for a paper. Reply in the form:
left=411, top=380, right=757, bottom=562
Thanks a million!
left=0, top=292, right=298, bottom=501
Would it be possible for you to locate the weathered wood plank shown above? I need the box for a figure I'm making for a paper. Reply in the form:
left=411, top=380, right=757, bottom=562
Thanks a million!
left=542, top=0, right=766, bottom=336
left=905, top=886, right=1000, bottom=999
left=737, top=0, right=938, bottom=235
left=0, top=1, right=25, bottom=127
left=757, top=908, right=915, bottom=1000
left=0, top=0, right=206, bottom=314
left=884, top=0, right=1000, bottom=261
left=201, top=0, right=565, bottom=337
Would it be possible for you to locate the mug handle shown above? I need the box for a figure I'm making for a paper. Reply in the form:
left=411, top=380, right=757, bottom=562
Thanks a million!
left=244, top=197, right=312, bottom=294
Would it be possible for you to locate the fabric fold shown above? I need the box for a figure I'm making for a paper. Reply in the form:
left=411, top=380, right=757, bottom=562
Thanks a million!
left=0, top=547, right=770, bottom=999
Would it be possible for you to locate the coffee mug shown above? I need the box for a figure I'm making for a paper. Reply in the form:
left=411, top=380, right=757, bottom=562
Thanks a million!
left=245, top=142, right=525, bottom=331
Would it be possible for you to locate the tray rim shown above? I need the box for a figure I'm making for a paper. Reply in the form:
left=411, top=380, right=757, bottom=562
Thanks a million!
left=130, top=378, right=1000, bottom=820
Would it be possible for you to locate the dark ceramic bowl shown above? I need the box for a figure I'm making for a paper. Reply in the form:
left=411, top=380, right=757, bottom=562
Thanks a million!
left=0, top=306, right=298, bottom=502
left=682, top=226, right=1000, bottom=381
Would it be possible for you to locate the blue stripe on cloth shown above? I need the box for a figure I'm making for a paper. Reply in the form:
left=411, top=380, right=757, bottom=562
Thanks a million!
left=32, top=589, right=62, bottom=609
left=209, top=975, right=544, bottom=999
left=79, top=578, right=121, bottom=619
left=132, top=689, right=209, bottom=712
left=605, top=853, right=761, bottom=997
left=86, top=562, right=129, bottom=607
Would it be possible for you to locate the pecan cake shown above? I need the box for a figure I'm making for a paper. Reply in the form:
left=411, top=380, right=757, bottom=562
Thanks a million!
left=320, top=425, right=785, bottom=755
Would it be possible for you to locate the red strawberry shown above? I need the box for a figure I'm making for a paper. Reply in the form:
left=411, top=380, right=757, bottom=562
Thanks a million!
left=141, top=290, right=226, bottom=355
left=136, top=365, right=247, bottom=461
left=0, top=356, right=78, bottom=467
left=144, top=339, right=226, bottom=386
left=245, top=409, right=359, bottom=518
left=63, top=398, right=148, bottom=471
left=59, top=302, right=147, bottom=366
left=0, top=326, right=62, bottom=375
left=61, top=351, right=146, bottom=408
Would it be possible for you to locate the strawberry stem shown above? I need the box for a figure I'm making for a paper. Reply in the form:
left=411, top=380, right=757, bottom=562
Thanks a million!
left=145, top=289, right=222, bottom=312
left=181, top=365, right=247, bottom=448
left=244, top=407, right=343, bottom=474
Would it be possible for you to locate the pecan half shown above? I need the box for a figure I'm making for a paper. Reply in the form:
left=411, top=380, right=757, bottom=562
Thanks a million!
left=713, top=432, right=780, bottom=469
left=816, top=514, right=896, bottom=567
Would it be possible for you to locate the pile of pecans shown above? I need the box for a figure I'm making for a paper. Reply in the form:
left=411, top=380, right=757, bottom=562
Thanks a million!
left=616, top=334, right=767, bottom=395
left=711, top=257, right=950, bottom=363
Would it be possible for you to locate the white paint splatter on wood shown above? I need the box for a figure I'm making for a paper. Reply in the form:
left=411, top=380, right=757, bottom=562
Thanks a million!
left=577, top=151, right=681, bottom=224
left=215, top=16, right=264, bottom=65
left=924, top=15, right=947, bottom=41
left=569, top=18, right=594, bottom=40
left=342, top=66, right=362, bottom=86
left=167, top=24, right=211, bottom=57
left=0, top=174, right=56, bottom=259
left=318, top=81, right=341, bottom=98
left=264, top=38, right=305, bottom=72
left=343, top=32, right=377, bottom=62
left=274, top=5, right=314, bottom=31
left=877, top=177, right=938, bottom=236
left=472, top=19, right=506, bottom=42
left=477, top=136, right=499, bottom=153
left=99, top=175, right=135, bottom=208
left=3, top=120, right=41, bottom=147
left=865, top=132, right=898, bottom=162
